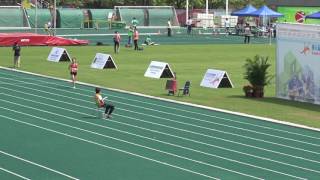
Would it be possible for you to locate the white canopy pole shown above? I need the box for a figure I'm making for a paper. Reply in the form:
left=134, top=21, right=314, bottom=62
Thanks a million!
left=186, top=0, right=189, bottom=23
left=206, top=0, right=208, bottom=15
left=35, top=0, right=38, bottom=33
left=53, top=0, right=56, bottom=36
left=226, top=0, right=229, bottom=15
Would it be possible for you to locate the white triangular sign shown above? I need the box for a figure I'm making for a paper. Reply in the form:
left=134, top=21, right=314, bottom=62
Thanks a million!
left=200, top=69, right=233, bottom=88
left=47, top=47, right=71, bottom=62
left=90, top=53, right=117, bottom=69
left=144, top=61, right=174, bottom=79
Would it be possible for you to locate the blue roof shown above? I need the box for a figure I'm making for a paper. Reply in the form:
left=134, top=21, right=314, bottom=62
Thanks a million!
left=231, top=4, right=257, bottom=17
left=248, top=5, right=283, bottom=17
left=306, top=11, right=320, bottom=19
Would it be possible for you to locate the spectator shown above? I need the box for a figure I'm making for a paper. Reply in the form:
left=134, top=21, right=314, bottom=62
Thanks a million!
left=235, top=23, right=241, bottom=35
left=244, top=23, right=251, bottom=44
left=131, top=17, right=139, bottom=28
left=186, top=16, right=193, bottom=35
left=113, top=31, right=121, bottom=53
left=144, top=35, right=155, bottom=45
left=127, top=26, right=134, bottom=47
left=133, top=28, right=139, bottom=50
left=224, top=18, right=230, bottom=35
left=12, top=41, right=21, bottom=68
left=167, top=18, right=172, bottom=37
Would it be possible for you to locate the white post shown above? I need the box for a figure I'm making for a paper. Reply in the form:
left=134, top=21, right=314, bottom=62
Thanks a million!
left=35, top=0, right=38, bottom=33
left=53, top=0, right=56, bottom=36
left=226, top=0, right=229, bottom=15
left=206, top=0, right=208, bottom=15
left=186, top=0, right=189, bottom=23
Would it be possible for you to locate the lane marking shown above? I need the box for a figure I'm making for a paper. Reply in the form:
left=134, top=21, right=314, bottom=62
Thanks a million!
left=1, top=87, right=320, bottom=164
left=1, top=67, right=319, bottom=136
left=0, top=114, right=221, bottom=180
left=0, top=167, right=31, bottom=180
left=0, top=101, right=264, bottom=179
left=1, top=81, right=320, bottom=154
left=1, top=89, right=319, bottom=173
left=0, top=151, right=79, bottom=180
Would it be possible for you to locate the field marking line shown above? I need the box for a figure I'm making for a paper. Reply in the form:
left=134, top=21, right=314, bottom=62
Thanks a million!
left=2, top=94, right=319, bottom=176
left=1, top=80, right=319, bottom=155
left=1, top=88, right=320, bottom=165
left=1, top=90, right=319, bottom=173
left=0, top=100, right=264, bottom=179
left=1, top=66, right=319, bottom=134
left=0, top=115, right=221, bottom=180
left=0, top=151, right=79, bottom=180
left=0, top=167, right=31, bottom=180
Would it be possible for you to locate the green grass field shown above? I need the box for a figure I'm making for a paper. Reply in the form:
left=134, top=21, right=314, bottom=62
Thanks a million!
left=1, top=44, right=320, bottom=128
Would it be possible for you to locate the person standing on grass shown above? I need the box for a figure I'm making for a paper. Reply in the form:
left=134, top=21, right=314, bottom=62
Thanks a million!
left=127, top=25, right=134, bottom=47
left=133, top=28, right=139, bottom=50
left=12, top=41, right=21, bottom=68
left=224, top=18, right=230, bottom=35
left=69, top=57, right=78, bottom=88
left=167, top=18, right=172, bottom=37
left=131, top=17, right=139, bottom=29
left=244, top=23, right=251, bottom=44
left=186, top=16, right=193, bottom=35
left=95, top=87, right=115, bottom=119
left=113, top=31, right=121, bottom=53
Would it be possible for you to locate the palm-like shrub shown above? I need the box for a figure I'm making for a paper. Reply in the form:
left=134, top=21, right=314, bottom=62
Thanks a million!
left=243, top=55, right=273, bottom=97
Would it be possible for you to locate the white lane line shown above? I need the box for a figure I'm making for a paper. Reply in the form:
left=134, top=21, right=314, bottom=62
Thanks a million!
left=0, top=167, right=31, bottom=180
left=1, top=89, right=320, bottom=165
left=2, top=92, right=318, bottom=178
left=1, top=90, right=319, bottom=173
left=1, top=76, right=319, bottom=148
left=1, top=69, right=319, bottom=141
left=0, top=151, right=79, bottom=180
left=1, top=81, right=319, bottom=155
left=0, top=100, right=263, bottom=180
left=1, top=66, right=319, bottom=137
left=0, top=114, right=221, bottom=180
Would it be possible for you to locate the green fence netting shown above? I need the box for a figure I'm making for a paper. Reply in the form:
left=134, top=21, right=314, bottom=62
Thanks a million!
left=57, top=8, right=83, bottom=28
left=88, top=9, right=113, bottom=28
left=118, top=8, right=145, bottom=26
left=26, top=9, right=52, bottom=28
left=0, top=7, right=29, bottom=28
left=148, top=8, right=178, bottom=26
left=116, top=7, right=179, bottom=27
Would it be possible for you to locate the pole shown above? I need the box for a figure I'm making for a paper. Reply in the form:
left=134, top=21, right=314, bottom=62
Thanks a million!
left=35, top=0, right=37, bottom=33
left=186, top=0, right=189, bottom=23
left=206, top=0, right=208, bottom=15
left=53, top=0, right=56, bottom=36
left=226, top=0, right=229, bottom=15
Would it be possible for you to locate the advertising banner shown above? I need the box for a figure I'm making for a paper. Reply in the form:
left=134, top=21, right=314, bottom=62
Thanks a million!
left=144, top=61, right=174, bottom=79
left=90, top=53, right=117, bottom=69
left=200, top=69, right=233, bottom=88
left=276, top=23, right=320, bottom=104
left=47, top=47, right=71, bottom=62
left=277, top=7, right=320, bottom=24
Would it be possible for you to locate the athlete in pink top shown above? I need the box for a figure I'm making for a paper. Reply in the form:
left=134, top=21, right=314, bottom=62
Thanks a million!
left=69, top=57, right=78, bottom=88
left=113, top=31, right=121, bottom=53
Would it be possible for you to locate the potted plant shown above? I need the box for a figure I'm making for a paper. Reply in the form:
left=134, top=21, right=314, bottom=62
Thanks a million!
left=243, top=85, right=254, bottom=97
left=243, top=55, right=273, bottom=98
